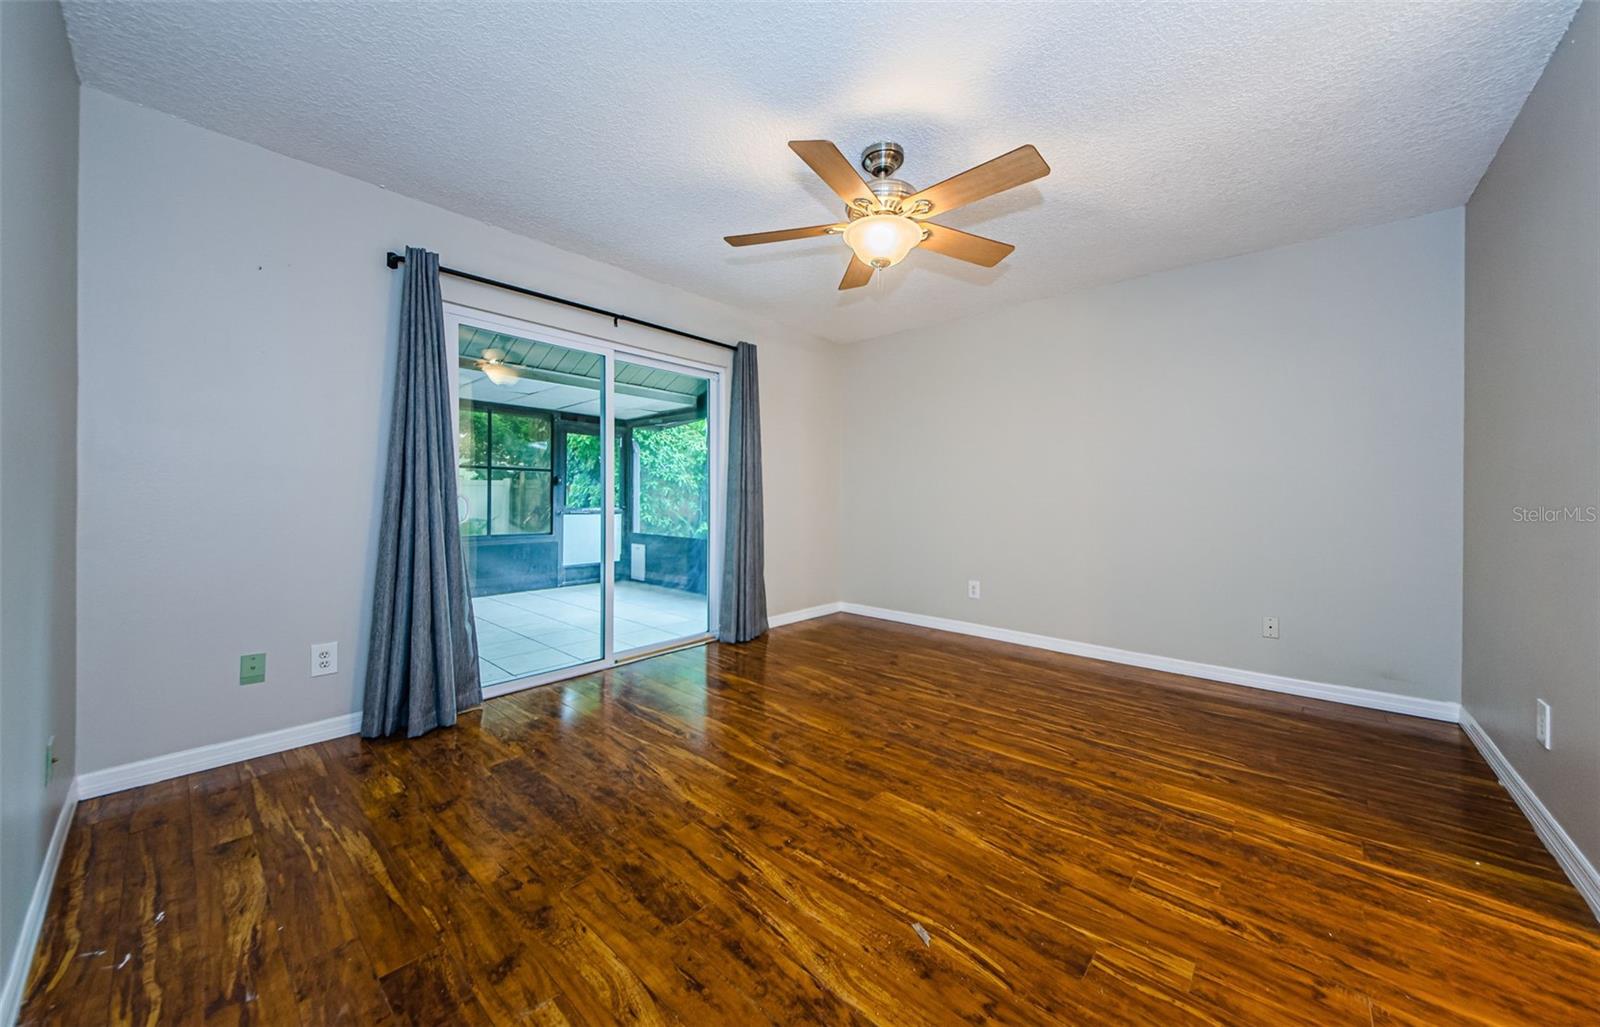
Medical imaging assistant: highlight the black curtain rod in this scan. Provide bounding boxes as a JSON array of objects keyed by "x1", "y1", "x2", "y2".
[{"x1": 385, "y1": 251, "x2": 736, "y2": 352}]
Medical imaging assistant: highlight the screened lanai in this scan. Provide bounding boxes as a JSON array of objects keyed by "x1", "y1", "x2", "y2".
[{"x1": 454, "y1": 324, "x2": 712, "y2": 686}]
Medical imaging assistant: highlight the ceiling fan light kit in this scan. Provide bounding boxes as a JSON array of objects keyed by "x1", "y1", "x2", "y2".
[
  {"x1": 843, "y1": 213, "x2": 924, "y2": 269},
  {"x1": 725, "y1": 138, "x2": 1049, "y2": 290}
]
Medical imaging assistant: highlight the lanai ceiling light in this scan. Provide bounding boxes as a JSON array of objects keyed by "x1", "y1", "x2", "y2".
[{"x1": 725, "y1": 140, "x2": 1050, "y2": 289}]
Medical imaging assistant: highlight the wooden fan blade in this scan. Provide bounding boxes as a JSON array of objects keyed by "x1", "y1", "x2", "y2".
[
  {"x1": 905, "y1": 145, "x2": 1050, "y2": 217},
  {"x1": 918, "y1": 223, "x2": 1015, "y2": 267},
  {"x1": 725, "y1": 224, "x2": 844, "y2": 247},
  {"x1": 839, "y1": 255, "x2": 874, "y2": 290},
  {"x1": 789, "y1": 140, "x2": 876, "y2": 207}
]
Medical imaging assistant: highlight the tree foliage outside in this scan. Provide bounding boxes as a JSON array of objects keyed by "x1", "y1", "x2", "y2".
[
  {"x1": 489, "y1": 410, "x2": 551, "y2": 468},
  {"x1": 563, "y1": 433, "x2": 619, "y2": 511},
  {"x1": 457, "y1": 404, "x2": 553, "y2": 535},
  {"x1": 458, "y1": 407, "x2": 487, "y2": 465},
  {"x1": 458, "y1": 404, "x2": 551, "y2": 470},
  {"x1": 563, "y1": 420, "x2": 708, "y2": 538},
  {"x1": 463, "y1": 401, "x2": 707, "y2": 540},
  {"x1": 635, "y1": 420, "x2": 708, "y2": 538}
]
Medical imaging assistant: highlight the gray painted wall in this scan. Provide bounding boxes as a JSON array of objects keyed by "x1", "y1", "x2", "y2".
[
  {"x1": 0, "y1": 0, "x2": 79, "y2": 992},
  {"x1": 1464, "y1": 1, "x2": 1599, "y2": 866},
  {"x1": 840, "y1": 210, "x2": 1465, "y2": 703},
  {"x1": 74, "y1": 89, "x2": 841, "y2": 775}
]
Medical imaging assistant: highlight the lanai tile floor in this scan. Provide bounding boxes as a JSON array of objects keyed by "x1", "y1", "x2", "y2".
[{"x1": 472, "y1": 581, "x2": 708, "y2": 687}]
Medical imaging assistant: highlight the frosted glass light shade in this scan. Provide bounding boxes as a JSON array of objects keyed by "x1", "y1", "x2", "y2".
[{"x1": 843, "y1": 214, "x2": 923, "y2": 269}]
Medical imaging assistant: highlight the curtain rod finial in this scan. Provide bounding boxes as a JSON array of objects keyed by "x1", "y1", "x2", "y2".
[{"x1": 386, "y1": 251, "x2": 405, "y2": 270}]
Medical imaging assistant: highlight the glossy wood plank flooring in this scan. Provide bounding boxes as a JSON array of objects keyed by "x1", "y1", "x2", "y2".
[{"x1": 22, "y1": 615, "x2": 1600, "y2": 1025}]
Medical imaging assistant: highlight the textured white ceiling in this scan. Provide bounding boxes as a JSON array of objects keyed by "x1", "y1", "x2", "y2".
[{"x1": 63, "y1": 1, "x2": 1577, "y2": 343}]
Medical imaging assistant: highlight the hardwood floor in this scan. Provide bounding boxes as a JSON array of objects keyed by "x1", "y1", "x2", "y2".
[{"x1": 21, "y1": 614, "x2": 1600, "y2": 1025}]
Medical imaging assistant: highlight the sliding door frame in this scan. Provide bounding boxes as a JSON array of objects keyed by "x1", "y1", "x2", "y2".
[{"x1": 443, "y1": 302, "x2": 723, "y2": 701}]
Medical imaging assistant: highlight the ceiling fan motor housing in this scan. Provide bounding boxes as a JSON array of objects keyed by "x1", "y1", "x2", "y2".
[
  {"x1": 866, "y1": 177, "x2": 913, "y2": 207},
  {"x1": 860, "y1": 141, "x2": 905, "y2": 178},
  {"x1": 853, "y1": 143, "x2": 915, "y2": 215}
]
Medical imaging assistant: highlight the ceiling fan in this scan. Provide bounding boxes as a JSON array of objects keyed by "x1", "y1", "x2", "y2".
[
  {"x1": 725, "y1": 140, "x2": 1049, "y2": 290},
  {"x1": 476, "y1": 348, "x2": 520, "y2": 386}
]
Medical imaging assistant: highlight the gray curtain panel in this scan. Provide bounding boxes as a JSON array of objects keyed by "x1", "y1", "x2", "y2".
[
  {"x1": 718, "y1": 341, "x2": 769, "y2": 642},
  {"x1": 362, "y1": 246, "x2": 481, "y2": 738}
]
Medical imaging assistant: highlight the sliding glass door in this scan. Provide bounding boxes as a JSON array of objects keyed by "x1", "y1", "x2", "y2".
[
  {"x1": 448, "y1": 306, "x2": 720, "y2": 694},
  {"x1": 613, "y1": 356, "x2": 712, "y2": 653},
  {"x1": 456, "y1": 326, "x2": 607, "y2": 688}
]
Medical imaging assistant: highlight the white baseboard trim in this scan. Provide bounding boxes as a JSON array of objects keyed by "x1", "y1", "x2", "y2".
[
  {"x1": 1459, "y1": 709, "x2": 1600, "y2": 921},
  {"x1": 76, "y1": 711, "x2": 363, "y2": 800},
  {"x1": 837, "y1": 603, "x2": 1461, "y2": 722},
  {"x1": 71, "y1": 608, "x2": 839, "y2": 801},
  {"x1": 69, "y1": 601, "x2": 1460, "y2": 789},
  {"x1": 1, "y1": 782, "x2": 79, "y2": 1026},
  {"x1": 769, "y1": 602, "x2": 844, "y2": 628}
]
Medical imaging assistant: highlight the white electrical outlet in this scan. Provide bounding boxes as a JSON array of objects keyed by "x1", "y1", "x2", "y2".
[
  {"x1": 1536, "y1": 698, "x2": 1552, "y2": 750},
  {"x1": 968, "y1": 580, "x2": 981, "y2": 599},
  {"x1": 311, "y1": 642, "x2": 338, "y2": 677},
  {"x1": 1262, "y1": 616, "x2": 1279, "y2": 639}
]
